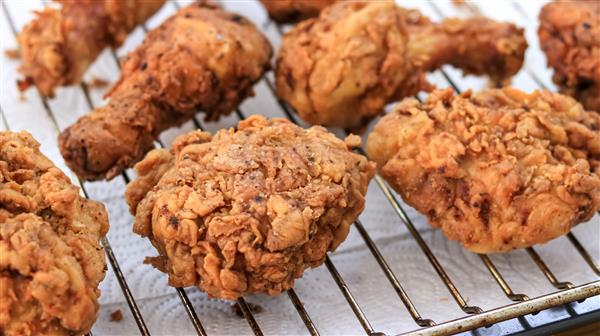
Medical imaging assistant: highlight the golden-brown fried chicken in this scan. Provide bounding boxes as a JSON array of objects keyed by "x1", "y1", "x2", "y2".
[
  {"x1": 58, "y1": 3, "x2": 273, "y2": 182},
  {"x1": 260, "y1": 0, "x2": 337, "y2": 23},
  {"x1": 366, "y1": 88, "x2": 600, "y2": 253},
  {"x1": 17, "y1": 0, "x2": 165, "y2": 97},
  {"x1": 125, "y1": 115, "x2": 375, "y2": 299},
  {"x1": 276, "y1": 0, "x2": 527, "y2": 130},
  {"x1": 539, "y1": 0, "x2": 600, "y2": 111},
  {"x1": 0, "y1": 131, "x2": 109, "y2": 336}
]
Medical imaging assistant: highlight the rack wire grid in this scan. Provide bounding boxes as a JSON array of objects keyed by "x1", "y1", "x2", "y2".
[{"x1": 1, "y1": 0, "x2": 599, "y2": 335}]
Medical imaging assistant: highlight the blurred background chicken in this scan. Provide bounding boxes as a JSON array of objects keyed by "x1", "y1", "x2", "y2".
[
  {"x1": 17, "y1": 0, "x2": 165, "y2": 97},
  {"x1": 276, "y1": 0, "x2": 527, "y2": 130}
]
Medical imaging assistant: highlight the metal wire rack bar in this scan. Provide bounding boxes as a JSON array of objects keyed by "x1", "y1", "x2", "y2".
[
  {"x1": 237, "y1": 298, "x2": 265, "y2": 336},
  {"x1": 399, "y1": 282, "x2": 600, "y2": 336},
  {"x1": 526, "y1": 248, "x2": 573, "y2": 290},
  {"x1": 479, "y1": 255, "x2": 530, "y2": 302},
  {"x1": 372, "y1": 175, "x2": 484, "y2": 315},
  {"x1": 324, "y1": 256, "x2": 375, "y2": 335},
  {"x1": 286, "y1": 289, "x2": 320, "y2": 336},
  {"x1": 0, "y1": 105, "x2": 8, "y2": 131},
  {"x1": 1, "y1": 1, "x2": 598, "y2": 335},
  {"x1": 176, "y1": 288, "x2": 208, "y2": 336},
  {"x1": 567, "y1": 233, "x2": 600, "y2": 276},
  {"x1": 98, "y1": 237, "x2": 151, "y2": 335},
  {"x1": 354, "y1": 219, "x2": 436, "y2": 327}
]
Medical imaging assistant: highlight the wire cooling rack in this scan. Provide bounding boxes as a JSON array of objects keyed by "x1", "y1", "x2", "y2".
[{"x1": 1, "y1": 1, "x2": 599, "y2": 335}]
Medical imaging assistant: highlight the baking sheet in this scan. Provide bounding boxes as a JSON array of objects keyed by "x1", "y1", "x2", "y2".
[{"x1": 1, "y1": 1, "x2": 598, "y2": 335}]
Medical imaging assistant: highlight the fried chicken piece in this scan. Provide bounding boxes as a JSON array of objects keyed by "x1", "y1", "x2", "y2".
[
  {"x1": 260, "y1": 0, "x2": 337, "y2": 23},
  {"x1": 125, "y1": 115, "x2": 375, "y2": 299},
  {"x1": 276, "y1": 0, "x2": 527, "y2": 130},
  {"x1": 58, "y1": 3, "x2": 273, "y2": 182},
  {"x1": 17, "y1": 0, "x2": 165, "y2": 97},
  {"x1": 366, "y1": 88, "x2": 600, "y2": 253},
  {"x1": 539, "y1": 0, "x2": 600, "y2": 111},
  {"x1": 0, "y1": 131, "x2": 109, "y2": 335}
]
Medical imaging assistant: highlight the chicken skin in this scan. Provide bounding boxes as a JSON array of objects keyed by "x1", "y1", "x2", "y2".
[
  {"x1": 125, "y1": 115, "x2": 375, "y2": 299},
  {"x1": 17, "y1": 0, "x2": 165, "y2": 97},
  {"x1": 366, "y1": 88, "x2": 600, "y2": 253},
  {"x1": 276, "y1": 0, "x2": 527, "y2": 130},
  {"x1": 0, "y1": 131, "x2": 109, "y2": 336},
  {"x1": 59, "y1": 3, "x2": 272, "y2": 181},
  {"x1": 260, "y1": 0, "x2": 337, "y2": 23},
  {"x1": 539, "y1": 0, "x2": 600, "y2": 111}
]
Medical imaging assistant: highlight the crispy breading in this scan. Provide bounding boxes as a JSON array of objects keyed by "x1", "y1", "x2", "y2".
[
  {"x1": 276, "y1": 0, "x2": 527, "y2": 130},
  {"x1": 17, "y1": 0, "x2": 165, "y2": 97},
  {"x1": 126, "y1": 116, "x2": 375, "y2": 299},
  {"x1": 58, "y1": 3, "x2": 272, "y2": 181},
  {"x1": 366, "y1": 88, "x2": 600, "y2": 253},
  {"x1": 260, "y1": 0, "x2": 336, "y2": 23},
  {"x1": 0, "y1": 131, "x2": 109, "y2": 336},
  {"x1": 539, "y1": 0, "x2": 600, "y2": 111}
]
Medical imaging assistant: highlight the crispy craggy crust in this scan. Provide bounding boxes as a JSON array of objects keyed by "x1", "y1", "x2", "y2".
[
  {"x1": 17, "y1": 0, "x2": 165, "y2": 97},
  {"x1": 366, "y1": 88, "x2": 600, "y2": 253},
  {"x1": 539, "y1": 0, "x2": 600, "y2": 111},
  {"x1": 125, "y1": 115, "x2": 375, "y2": 299},
  {"x1": 260, "y1": 0, "x2": 337, "y2": 23},
  {"x1": 58, "y1": 3, "x2": 273, "y2": 182},
  {"x1": 275, "y1": 0, "x2": 527, "y2": 130},
  {"x1": 0, "y1": 131, "x2": 109, "y2": 336}
]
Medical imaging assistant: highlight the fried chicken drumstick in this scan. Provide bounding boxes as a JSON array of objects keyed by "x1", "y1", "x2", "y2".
[
  {"x1": 367, "y1": 88, "x2": 600, "y2": 253},
  {"x1": 17, "y1": 0, "x2": 165, "y2": 97},
  {"x1": 0, "y1": 131, "x2": 109, "y2": 335},
  {"x1": 59, "y1": 3, "x2": 272, "y2": 181},
  {"x1": 260, "y1": 0, "x2": 336, "y2": 23},
  {"x1": 126, "y1": 116, "x2": 375, "y2": 299},
  {"x1": 276, "y1": 0, "x2": 527, "y2": 130},
  {"x1": 539, "y1": 0, "x2": 600, "y2": 111}
]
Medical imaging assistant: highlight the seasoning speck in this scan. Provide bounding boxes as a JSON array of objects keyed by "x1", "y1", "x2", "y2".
[{"x1": 110, "y1": 309, "x2": 123, "y2": 322}]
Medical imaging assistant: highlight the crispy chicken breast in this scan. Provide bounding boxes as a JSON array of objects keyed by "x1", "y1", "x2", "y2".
[
  {"x1": 367, "y1": 88, "x2": 600, "y2": 253},
  {"x1": 126, "y1": 116, "x2": 375, "y2": 299},
  {"x1": 0, "y1": 131, "x2": 109, "y2": 335}
]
